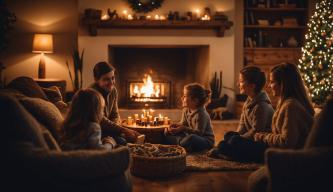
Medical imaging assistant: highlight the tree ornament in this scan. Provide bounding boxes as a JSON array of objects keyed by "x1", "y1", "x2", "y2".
[
  {"x1": 127, "y1": 0, "x2": 164, "y2": 13},
  {"x1": 319, "y1": 63, "x2": 323, "y2": 69},
  {"x1": 321, "y1": 32, "x2": 326, "y2": 37}
]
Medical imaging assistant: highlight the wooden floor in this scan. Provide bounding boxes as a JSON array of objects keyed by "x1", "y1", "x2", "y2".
[{"x1": 132, "y1": 120, "x2": 253, "y2": 192}]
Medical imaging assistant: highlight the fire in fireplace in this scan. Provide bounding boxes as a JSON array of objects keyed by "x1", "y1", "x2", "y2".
[{"x1": 127, "y1": 74, "x2": 171, "y2": 108}]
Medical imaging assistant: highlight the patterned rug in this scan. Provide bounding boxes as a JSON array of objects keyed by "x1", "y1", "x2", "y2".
[{"x1": 186, "y1": 152, "x2": 262, "y2": 172}]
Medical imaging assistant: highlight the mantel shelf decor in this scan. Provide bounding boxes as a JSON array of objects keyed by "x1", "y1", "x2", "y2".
[{"x1": 82, "y1": 18, "x2": 233, "y2": 37}]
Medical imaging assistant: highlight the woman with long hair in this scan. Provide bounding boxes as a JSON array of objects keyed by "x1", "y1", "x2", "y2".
[{"x1": 254, "y1": 63, "x2": 314, "y2": 149}]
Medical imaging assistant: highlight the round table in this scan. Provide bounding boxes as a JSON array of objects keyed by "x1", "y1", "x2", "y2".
[{"x1": 122, "y1": 123, "x2": 169, "y2": 144}]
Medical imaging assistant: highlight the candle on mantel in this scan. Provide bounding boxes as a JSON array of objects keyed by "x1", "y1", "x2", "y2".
[
  {"x1": 146, "y1": 15, "x2": 152, "y2": 20},
  {"x1": 201, "y1": 14, "x2": 210, "y2": 21},
  {"x1": 195, "y1": 9, "x2": 201, "y2": 20},
  {"x1": 160, "y1": 15, "x2": 166, "y2": 20},
  {"x1": 127, "y1": 14, "x2": 133, "y2": 20},
  {"x1": 122, "y1": 10, "x2": 128, "y2": 19},
  {"x1": 154, "y1": 14, "x2": 160, "y2": 20},
  {"x1": 101, "y1": 13, "x2": 110, "y2": 20}
]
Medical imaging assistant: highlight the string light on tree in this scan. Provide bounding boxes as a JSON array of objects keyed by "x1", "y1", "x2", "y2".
[{"x1": 298, "y1": 0, "x2": 333, "y2": 105}]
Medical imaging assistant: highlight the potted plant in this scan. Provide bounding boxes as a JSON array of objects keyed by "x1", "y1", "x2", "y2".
[{"x1": 66, "y1": 49, "x2": 84, "y2": 93}]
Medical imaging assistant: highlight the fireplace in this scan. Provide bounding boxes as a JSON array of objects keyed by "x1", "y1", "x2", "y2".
[{"x1": 109, "y1": 45, "x2": 209, "y2": 109}]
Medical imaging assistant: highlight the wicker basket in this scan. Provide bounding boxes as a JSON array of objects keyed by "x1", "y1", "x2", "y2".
[{"x1": 129, "y1": 144, "x2": 186, "y2": 178}]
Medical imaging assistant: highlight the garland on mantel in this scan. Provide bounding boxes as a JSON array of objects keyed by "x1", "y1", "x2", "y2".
[{"x1": 127, "y1": 0, "x2": 164, "y2": 13}]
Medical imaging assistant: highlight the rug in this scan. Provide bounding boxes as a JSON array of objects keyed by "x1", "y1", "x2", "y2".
[{"x1": 186, "y1": 152, "x2": 262, "y2": 172}]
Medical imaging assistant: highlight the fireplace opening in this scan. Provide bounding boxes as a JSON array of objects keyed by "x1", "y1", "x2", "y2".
[
  {"x1": 127, "y1": 74, "x2": 171, "y2": 108},
  {"x1": 109, "y1": 45, "x2": 209, "y2": 109}
]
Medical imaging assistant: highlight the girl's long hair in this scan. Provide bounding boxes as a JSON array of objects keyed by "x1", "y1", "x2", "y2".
[
  {"x1": 271, "y1": 63, "x2": 314, "y2": 116},
  {"x1": 61, "y1": 88, "x2": 104, "y2": 141}
]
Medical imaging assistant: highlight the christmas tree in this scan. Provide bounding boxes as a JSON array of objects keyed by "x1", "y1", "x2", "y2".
[{"x1": 298, "y1": 0, "x2": 333, "y2": 105}]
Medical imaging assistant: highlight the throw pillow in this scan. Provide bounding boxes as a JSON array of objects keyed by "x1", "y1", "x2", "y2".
[
  {"x1": 6, "y1": 76, "x2": 49, "y2": 101},
  {"x1": 0, "y1": 93, "x2": 48, "y2": 149},
  {"x1": 19, "y1": 97, "x2": 64, "y2": 142}
]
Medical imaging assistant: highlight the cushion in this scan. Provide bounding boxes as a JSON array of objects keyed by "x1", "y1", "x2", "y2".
[
  {"x1": 6, "y1": 76, "x2": 49, "y2": 101},
  {"x1": 0, "y1": 93, "x2": 48, "y2": 149},
  {"x1": 19, "y1": 97, "x2": 64, "y2": 142},
  {"x1": 40, "y1": 125, "x2": 61, "y2": 151},
  {"x1": 42, "y1": 86, "x2": 63, "y2": 103},
  {"x1": 41, "y1": 86, "x2": 69, "y2": 116},
  {"x1": 266, "y1": 147, "x2": 333, "y2": 192}
]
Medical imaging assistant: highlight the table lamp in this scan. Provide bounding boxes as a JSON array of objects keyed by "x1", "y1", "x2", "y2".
[{"x1": 32, "y1": 34, "x2": 53, "y2": 79}]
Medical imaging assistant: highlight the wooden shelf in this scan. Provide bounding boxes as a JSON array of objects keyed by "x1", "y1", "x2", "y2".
[
  {"x1": 244, "y1": 25, "x2": 306, "y2": 29},
  {"x1": 244, "y1": 47, "x2": 301, "y2": 51},
  {"x1": 83, "y1": 19, "x2": 233, "y2": 37},
  {"x1": 245, "y1": 8, "x2": 307, "y2": 11}
]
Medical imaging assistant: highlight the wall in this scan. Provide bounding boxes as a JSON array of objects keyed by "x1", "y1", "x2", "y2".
[
  {"x1": 78, "y1": 0, "x2": 236, "y2": 110},
  {"x1": 0, "y1": 0, "x2": 78, "y2": 90}
]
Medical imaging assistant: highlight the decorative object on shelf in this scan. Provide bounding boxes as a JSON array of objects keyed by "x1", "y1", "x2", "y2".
[
  {"x1": 167, "y1": 11, "x2": 174, "y2": 20},
  {"x1": 32, "y1": 34, "x2": 53, "y2": 79},
  {"x1": 201, "y1": 7, "x2": 211, "y2": 20},
  {"x1": 127, "y1": 0, "x2": 164, "y2": 13},
  {"x1": 298, "y1": 0, "x2": 333, "y2": 105},
  {"x1": 287, "y1": 36, "x2": 298, "y2": 47},
  {"x1": 186, "y1": 11, "x2": 193, "y2": 21},
  {"x1": 213, "y1": 11, "x2": 227, "y2": 21},
  {"x1": 66, "y1": 49, "x2": 84, "y2": 92},
  {"x1": 257, "y1": 19, "x2": 269, "y2": 26},
  {"x1": 273, "y1": 19, "x2": 282, "y2": 26},
  {"x1": 282, "y1": 17, "x2": 298, "y2": 26},
  {"x1": 107, "y1": 9, "x2": 119, "y2": 20},
  {"x1": 84, "y1": 8, "x2": 102, "y2": 19},
  {"x1": 174, "y1": 11, "x2": 180, "y2": 20}
]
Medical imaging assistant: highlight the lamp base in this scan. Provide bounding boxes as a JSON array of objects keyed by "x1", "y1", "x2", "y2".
[{"x1": 38, "y1": 53, "x2": 46, "y2": 79}]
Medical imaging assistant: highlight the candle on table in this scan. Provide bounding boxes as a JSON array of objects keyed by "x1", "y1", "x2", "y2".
[
  {"x1": 160, "y1": 15, "x2": 166, "y2": 20},
  {"x1": 154, "y1": 14, "x2": 160, "y2": 20},
  {"x1": 163, "y1": 117, "x2": 169, "y2": 125},
  {"x1": 146, "y1": 15, "x2": 152, "y2": 20},
  {"x1": 127, "y1": 116, "x2": 133, "y2": 125},
  {"x1": 134, "y1": 114, "x2": 139, "y2": 120}
]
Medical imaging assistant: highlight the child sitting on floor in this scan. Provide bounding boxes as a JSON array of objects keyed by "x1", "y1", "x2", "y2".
[
  {"x1": 61, "y1": 88, "x2": 117, "y2": 151},
  {"x1": 164, "y1": 83, "x2": 215, "y2": 152},
  {"x1": 208, "y1": 66, "x2": 274, "y2": 162}
]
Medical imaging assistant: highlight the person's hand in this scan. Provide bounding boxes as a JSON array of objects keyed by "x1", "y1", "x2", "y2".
[
  {"x1": 123, "y1": 128, "x2": 140, "y2": 143},
  {"x1": 102, "y1": 136, "x2": 117, "y2": 148},
  {"x1": 254, "y1": 133, "x2": 265, "y2": 142},
  {"x1": 169, "y1": 125, "x2": 186, "y2": 134}
]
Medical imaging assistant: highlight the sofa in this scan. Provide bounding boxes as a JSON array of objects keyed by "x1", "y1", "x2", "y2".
[
  {"x1": 248, "y1": 96, "x2": 333, "y2": 192},
  {"x1": 1, "y1": 76, "x2": 132, "y2": 192}
]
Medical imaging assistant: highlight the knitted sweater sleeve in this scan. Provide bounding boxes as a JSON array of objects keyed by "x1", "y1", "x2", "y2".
[
  {"x1": 259, "y1": 102, "x2": 301, "y2": 148},
  {"x1": 87, "y1": 123, "x2": 114, "y2": 151}
]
